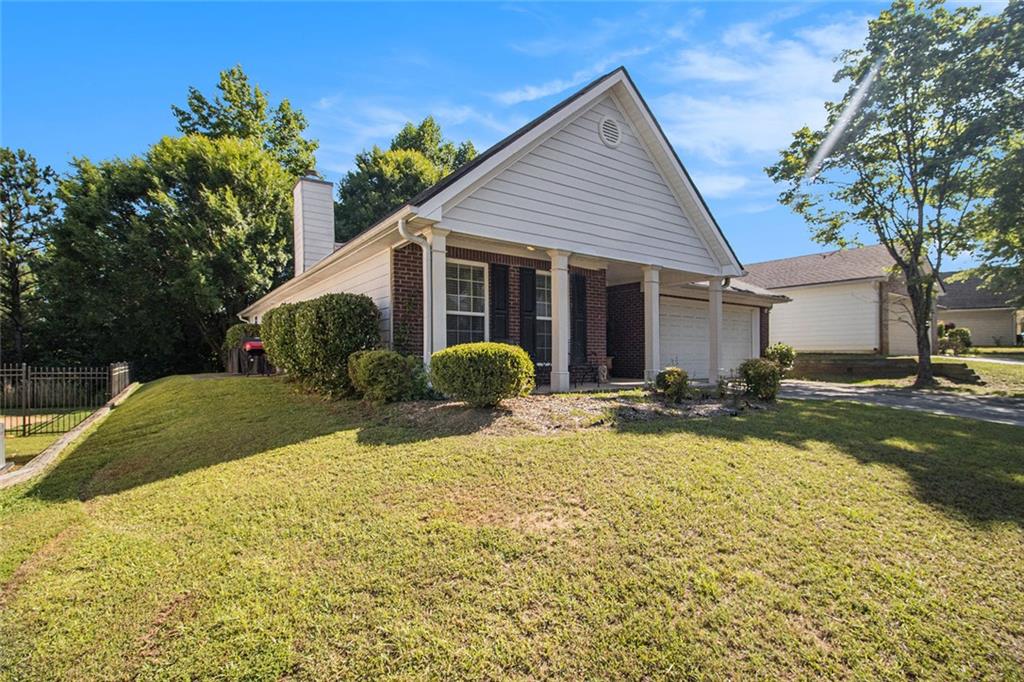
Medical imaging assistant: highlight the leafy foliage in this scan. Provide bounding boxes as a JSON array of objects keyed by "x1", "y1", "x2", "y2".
[
  {"x1": 0, "y1": 147, "x2": 57, "y2": 363},
  {"x1": 738, "y1": 358, "x2": 783, "y2": 401},
  {"x1": 334, "y1": 117, "x2": 476, "y2": 242},
  {"x1": 348, "y1": 349, "x2": 425, "y2": 403},
  {"x1": 939, "y1": 326, "x2": 972, "y2": 355},
  {"x1": 42, "y1": 135, "x2": 293, "y2": 378},
  {"x1": 293, "y1": 293, "x2": 380, "y2": 396},
  {"x1": 654, "y1": 367, "x2": 691, "y2": 403},
  {"x1": 430, "y1": 342, "x2": 535, "y2": 407},
  {"x1": 764, "y1": 343, "x2": 796, "y2": 374},
  {"x1": 262, "y1": 303, "x2": 300, "y2": 375},
  {"x1": 172, "y1": 65, "x2": 318, "y2": 178},
  {"x1": 765, "y1": 0, "x2": 1015, "y2": 387}
]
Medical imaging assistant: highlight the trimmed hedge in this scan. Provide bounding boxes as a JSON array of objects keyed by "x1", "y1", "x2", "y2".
[
  {"x1": 262, "y1": 303, "x2": 300, "y2": 375},
  {"x1": 348, "y1": 349, "x2": 425, "y2": 403},
  {"x1": 655, "y1": 366, "x2": 690, "y2": 403},
  {"x1": 294, "y1": 293, "x2": 381, "y2": 396},
  {"x1": 430, "y1": 342, "x2": 535, "y2": 407},
  {"x1": 222, "y1": 323, "x2": 260, "y2": 366},
  {"x1": 940, "y1": 326, "x2": 972, "y2": 355},
  {"x1": 738, "y1": 358, "x2": 782, "y2": 401}
]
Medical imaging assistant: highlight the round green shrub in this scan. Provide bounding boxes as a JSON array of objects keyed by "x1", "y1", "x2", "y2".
[
  {"x1": 654, "y1": 366, "x2": 690, "y2": 403},
  {"x1": 294, "y1": 293, "x2": 381, "y2": 395},
  {"x1": 943, "y1": 326, "x2": 972, "y2": 355},
  {"x1": 764, "y1": 342, "x2": 796, "y2": 373},
  {"x1": 430, "y1": 342, "x2": 535, "y2": 407},
  {"x1": 348, "y1": 349, "x2": 423, "y2": 403},
  {"x1": 738, "y1": 358, "x2": 783, "y2": 401},
  {"x1": 222, "y1": 322, "x2": 260, "y2": 366},
  {"x1": 262, "y1": 303, "x2": 300, "y2": 375}
]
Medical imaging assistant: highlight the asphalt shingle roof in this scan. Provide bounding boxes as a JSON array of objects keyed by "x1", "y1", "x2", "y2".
[
  {"x1": 741, "y1": 244, "x2": 897, "y2": 290},
  {"x1": 938, "y1": 272, "x2": 1022, "y2": 310}
]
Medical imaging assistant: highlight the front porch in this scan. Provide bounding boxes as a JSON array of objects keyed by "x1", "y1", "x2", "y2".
[{"x1": 392, "y1": 230, "x2": 767, "y2": 392}]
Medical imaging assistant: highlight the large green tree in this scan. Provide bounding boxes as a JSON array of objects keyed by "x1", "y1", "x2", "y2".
[
  {"x1": 969, "y1": 2, "x2": 1024, "y2": 306},
  {"x1": 334, "y1": 117, "x2": 476, "y2": 242},
  {"x1": 42, "y1": 135, "x2": 293, "y2": 378},
  {"x1": 767, "y1": 0, "x2": 1010, "y2": 386},
  {"x1": 173, "y1": 65, "x2": 318, "y2": 178},
  {"x1": 0, "y1": 148, "x2": 57, "y2": 363}
]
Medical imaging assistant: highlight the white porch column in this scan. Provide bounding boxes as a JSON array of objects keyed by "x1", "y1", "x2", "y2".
[
  {"x1": 708, "y1": 277, "x2": 723, "y2": 383},
  {"x1": 547, "y1": 249, "x2": 571, "y2": 392},
  {"x1": 425, "y1": 227, "x2": 449, "y2": 357},
  {"x1": 643, "y1": 265, "x2": 661, "y2": 381}
]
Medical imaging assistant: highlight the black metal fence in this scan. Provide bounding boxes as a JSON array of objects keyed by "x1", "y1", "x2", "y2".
[{"x1": 1, "y1": 362, "x2": 131, "y2": 436}]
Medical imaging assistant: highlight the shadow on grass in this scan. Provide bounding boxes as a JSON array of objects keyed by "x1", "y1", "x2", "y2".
[
  {"x1": 25, "y1": 376, "x2": 366, "y2": 502},
  {"x1": 611, "y1": 399, "x2": 1024, "y2": 526}
]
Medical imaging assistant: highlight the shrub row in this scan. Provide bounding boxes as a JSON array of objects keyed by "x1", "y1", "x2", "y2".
[
  {"x1": 348, "y1": 349, "x2": 430, "y2": 403},
  {"x1": 261, "y1": 293, "x2": 381, "y2": 396}
]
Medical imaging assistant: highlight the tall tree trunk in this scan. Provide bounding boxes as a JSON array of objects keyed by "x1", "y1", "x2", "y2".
[{"x1": 904, "y1": 273, "x2": 935, "y2": 388}]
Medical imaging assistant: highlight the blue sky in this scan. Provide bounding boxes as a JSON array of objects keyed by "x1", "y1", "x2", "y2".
[{"x1": 1, "y1": 1, "x2": 991, "y2": 266}]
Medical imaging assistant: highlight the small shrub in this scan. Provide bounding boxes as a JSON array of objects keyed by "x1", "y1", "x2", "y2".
[
  {"x1": 655, "y1": 366, "x2": 690, "y2": 403},
  {"x1": 430, "y1": 342, "x2": 535, "y2": 407},
  {"x1": 294, "y1": 293, "x2": 381, "y2": 395},
  {"x1": 263, "y1": 304, "x2": 300, "y2": 375},
  {"x1": 764, "y1": 342, "x2": 796, "y2": 373},
  {"x1": 940, "y1": 326, "x2": 972, "y2": 355},
  {"x1": 738, "y1": 358, "x2": 783, "y2": 401},
  {"x1": 222, "y1": 322, "x2": 260, "y2": 366},
  {"x1": 348, "y1": 349, "x2": 417, "y2": 403}
]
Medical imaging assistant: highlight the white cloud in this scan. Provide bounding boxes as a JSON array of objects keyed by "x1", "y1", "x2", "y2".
[
  {"x1": 657, "y1": 13, "x2": 869, "y2": 163},
  {"x1": 492, "y1": 47, "x2": 652, "y2": 105},
  {"x1": 689, "y1": 172, "x2": 749, "y2": 199}
]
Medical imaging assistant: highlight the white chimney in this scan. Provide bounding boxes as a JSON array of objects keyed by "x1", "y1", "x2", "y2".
[{"x1": 293, "y1": 175, "x2": 335, "y2": 276}]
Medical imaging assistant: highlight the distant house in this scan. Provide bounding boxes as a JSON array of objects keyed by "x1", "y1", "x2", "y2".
[
  {"x1": 742, "y1": 244, "x2": 940, "y2": 355},
  {"x1": 937, "y1": 272, "x2": 1023, "y2": 346},
  {"x1": 241, "y1": 67, "x2": 787, "y2": 389}
]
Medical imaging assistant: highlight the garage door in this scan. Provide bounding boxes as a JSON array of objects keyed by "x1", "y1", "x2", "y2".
[{"x1": 659, "y1": 297, "x2": 756, "y2": 379}]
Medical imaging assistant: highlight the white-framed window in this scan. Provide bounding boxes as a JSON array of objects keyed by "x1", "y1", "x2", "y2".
[
  {"x1": 535, "y1": 271, "x2": 552, "y2": 365},
  {"x1": 446, "y1": 260, "x2": 487, "y2": 346}
]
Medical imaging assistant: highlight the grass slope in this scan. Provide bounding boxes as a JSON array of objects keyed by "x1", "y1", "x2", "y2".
[{"x1": 1, "y1": 376, "x2": 1022, "y2": 679}]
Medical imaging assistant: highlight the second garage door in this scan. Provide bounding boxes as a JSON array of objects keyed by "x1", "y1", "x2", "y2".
[{"x1": 659, "y1": 297, "x2": 758, "y2": 379}]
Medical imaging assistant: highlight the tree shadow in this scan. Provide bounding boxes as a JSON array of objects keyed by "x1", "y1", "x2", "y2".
[
  {"x1": 27, "y1": 376, "x2": 365, "y2": 502},
  {"x1": 610, "y1": 399, "x2": 1024, "y2": 526},
  {"x1": 353, "y1": 402, "x2": 503, "y2": 446}
]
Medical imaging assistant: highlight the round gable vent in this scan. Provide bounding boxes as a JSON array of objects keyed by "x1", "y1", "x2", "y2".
[{"x1": 599, "y1": 116, "x2": 622, "y2": 148}]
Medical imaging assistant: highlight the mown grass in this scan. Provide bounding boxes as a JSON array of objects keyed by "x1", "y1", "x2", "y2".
[
  {"x1": 825, "y1": 357, "x2": 1024, "y2": 396},
  {"x1": 1, "y1": 375, "x2": 1022, "y2": 679}
]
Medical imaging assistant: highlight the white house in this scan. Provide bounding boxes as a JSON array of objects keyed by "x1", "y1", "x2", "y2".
[
  {"x1": 242, "y1": 67, "x2": 786, "y2": 389},
  {"x1": 742, "y1": 244, "x2": 939, "y2": 355},
  {"x1": 937, "y1": 272, "x2": 1023, "y2": 347}
]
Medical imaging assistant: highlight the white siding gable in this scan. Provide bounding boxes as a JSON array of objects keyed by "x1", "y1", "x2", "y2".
[
  {"x1": 285, "y1": 249, "x2": 392, "y2": 339},
  {"x1": 442, "y1": 95, "x2": 719, "y2": 273}
]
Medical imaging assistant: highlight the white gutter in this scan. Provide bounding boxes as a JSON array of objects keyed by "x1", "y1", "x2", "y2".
[{"x1": 397, "y1": 216, "x2": 432, "y2": 363}]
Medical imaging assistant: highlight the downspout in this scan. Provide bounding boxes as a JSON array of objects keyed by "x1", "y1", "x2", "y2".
[{"x1": 397, "y1": 216, "x2": 431, "y2": 362}]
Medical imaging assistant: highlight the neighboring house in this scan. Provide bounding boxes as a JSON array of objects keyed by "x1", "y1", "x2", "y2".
[
  {"x1": 241, "y1": 67, "x2": 786, "y2": 389},
  {"x1": 742, "y1": 244, "x2": 940, "y2": 355},
  {"x1": 937, "y1": 272, "x2": 1023, "y2": 346}
]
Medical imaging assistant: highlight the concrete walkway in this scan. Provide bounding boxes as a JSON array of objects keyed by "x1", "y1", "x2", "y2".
[
  {"x1": 781, "y1": 380, "x2": 1024, "y2": 428},
  {"x1": 944, "y1": 355, "x2": 1024, "y2": 366}
]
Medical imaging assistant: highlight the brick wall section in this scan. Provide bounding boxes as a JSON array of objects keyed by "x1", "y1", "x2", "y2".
[
  {"x1": 391, "y1": 243, "x2": 423, "y2": 357},
  {"x1": 571, "y1": 265, "x2": 607, "y2": 383},
  {"x1": 759, "y1": 308, "x2": 770, "y2": 357},
  {"x1": 606, "y1": 283, "x2": 644, "y2": 378}
]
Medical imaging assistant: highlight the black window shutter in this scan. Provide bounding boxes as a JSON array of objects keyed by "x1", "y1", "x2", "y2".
[
  {"x1": 570, "y1": 272, "x2": 587, "y2": 365},
  {"x1": 519, "y1": 267, "x2": 536, "y2": 360},
  {"x1": 490, "y1": 264, "x2": 509, "y2": 342}
]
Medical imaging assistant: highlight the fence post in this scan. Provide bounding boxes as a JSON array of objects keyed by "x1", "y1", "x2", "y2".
[{"x1": 21, "y1": 363, "x2": 29, "y2": 437}]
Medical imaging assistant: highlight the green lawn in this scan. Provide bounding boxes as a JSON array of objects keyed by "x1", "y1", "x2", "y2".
[
  {"x1": 831, "y1": 357, "x2": 1024, "y2": 396},
  {"x1": 1, "y1": 376, "x2": 1022, "y2": 679},
  {"x1": 2, "y1": 432, "x2": 59, "y2": 467}
]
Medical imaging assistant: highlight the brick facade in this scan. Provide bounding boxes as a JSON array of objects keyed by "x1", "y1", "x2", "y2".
[
  {"x1": 391, "y1": 243, "x2": 425, "y2": 357},
  {"x1": 606, "y1": 283, "x2": 645, "y2": 378},
  {"x1": 759, "y1": 308, "x2": 770, "y2": 357},
  {"x1": 391, "y1": 244, "x2": 607, "y2": 384}
]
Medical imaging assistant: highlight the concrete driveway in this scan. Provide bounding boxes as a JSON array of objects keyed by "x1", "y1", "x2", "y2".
[{"x1": 781, "y1": 380, "x2": 1024, "y2": 428}]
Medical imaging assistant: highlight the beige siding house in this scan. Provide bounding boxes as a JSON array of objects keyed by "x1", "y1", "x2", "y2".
[
  {"x1": 241, "y1": 67, "x2": 786, "y2": 389},
  {"x1": 742, "y1": 245, "x2": 937, "y2": 355},
  {"x1": 937, "y1": 272, "x2": 1022, "y2": 346}
]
